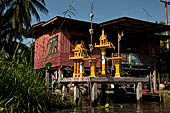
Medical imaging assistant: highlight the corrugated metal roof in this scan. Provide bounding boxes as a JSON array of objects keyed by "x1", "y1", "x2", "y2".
[
  {"x1": 27, "y1": 16, "x2": 170, "y2": 38},
  {"x1": 100, "y1": 17, "x2": 170, "y2": 34}
]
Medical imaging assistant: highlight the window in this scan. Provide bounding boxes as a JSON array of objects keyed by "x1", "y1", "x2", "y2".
[{"x1": 48, "y1": 35, "x2": 58, "y2": 55}]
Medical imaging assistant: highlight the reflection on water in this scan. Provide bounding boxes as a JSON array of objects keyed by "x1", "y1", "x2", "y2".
[{"x1": 53, "y1": 102, "x2": 170, "y2": 113}]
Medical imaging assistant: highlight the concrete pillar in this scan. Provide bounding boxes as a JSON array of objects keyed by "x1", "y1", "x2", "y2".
[
  {"x1": 136, "y1": 82, "x2": 142, "y2": 102},
  {"x1": 91, "y1": 83, "x2": 98, "y2": 104},
  {"x1": 74, "y1": 85, "x2": 80, "y2": 105}
]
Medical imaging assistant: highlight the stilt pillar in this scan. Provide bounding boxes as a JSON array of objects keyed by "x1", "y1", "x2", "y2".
[
  {"x1": 91, "y1": 83, "x2": 98, "y2": 105},
  {"x1": 153, "y1": 67, "x2": 157, "y2": 91},
  {"x1": 136, "y1": 82, "x2": 142, "y2": 102},
  {"x1": 62, "y1": 85, "x2": 67, "y2": 99},
  {"x1": 74, "y1": 85, "x2": 80, "y2": 105}
]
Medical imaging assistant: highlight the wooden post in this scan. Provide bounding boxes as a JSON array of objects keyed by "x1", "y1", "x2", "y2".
[
  {"x1": 150, "y1": 71, "x2": 153, "y2": 93},
  {"x1": 153, "y1": 65, "x2": 157, "y2": 92},
  {"x1": 74, "y1": 85, "x2": 80, "y2": 105},
  {"x1": 91, "y1": 83, "x2": 98, "y2": 105},
  {"x1": 136, "y1": 82, "x2": 142, "y2": 102},
  {"x1": 136, "y1": 101, "x2": 141, "y2": 112}
]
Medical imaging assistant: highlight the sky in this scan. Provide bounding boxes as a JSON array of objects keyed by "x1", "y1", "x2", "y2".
[
  {"x1": 33, "y1": 0, "x2": 169, "y2": 24},
  {"x1": 26, "y1": 0, "x2": 170, "y2": 45}
]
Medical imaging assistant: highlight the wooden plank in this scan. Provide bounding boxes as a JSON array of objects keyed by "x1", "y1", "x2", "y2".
[
  {"x1": 90, "y1": 77, "x2": 149, "y2": 83},
  {"x1": 60, "y1": 77, "x2": 90, "y2": 83},
  {"x1": 60, "y1": 77, "x2": 149, "y2": 84}
]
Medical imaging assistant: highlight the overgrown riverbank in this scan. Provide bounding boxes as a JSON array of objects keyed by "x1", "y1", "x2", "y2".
[{"x1": 0, "y1": 50, "x2": 74, "y2": 112}]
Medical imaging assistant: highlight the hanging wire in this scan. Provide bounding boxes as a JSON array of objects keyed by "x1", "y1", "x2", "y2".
[
  {"x1": 89, "y1": 0, "x2": 94, "y2": 55},
  {"x1": 91, "y1": 0, "x2": 94, "y2": 14}
]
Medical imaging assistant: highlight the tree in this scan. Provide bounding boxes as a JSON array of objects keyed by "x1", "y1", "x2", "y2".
[{"x1": 0, "y1": 0, "x2": 48, "y2": 60}]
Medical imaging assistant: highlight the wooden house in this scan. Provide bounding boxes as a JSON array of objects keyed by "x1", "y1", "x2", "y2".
[{"x1": 27, "y1": 16, "x2": 170, "y2": 82}]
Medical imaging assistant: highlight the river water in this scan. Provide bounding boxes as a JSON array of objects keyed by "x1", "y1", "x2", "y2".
[{"x1": 53, "y1": 102, "x2": 170, "y2": 113}]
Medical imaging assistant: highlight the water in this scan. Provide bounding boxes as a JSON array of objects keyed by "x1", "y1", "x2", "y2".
[{"x1": 52, "y1": 102, "x2": 170, "y2": 113}]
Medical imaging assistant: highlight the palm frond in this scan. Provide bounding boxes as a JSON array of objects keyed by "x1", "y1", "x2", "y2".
[
  {"x1": 38, "y1": 0, "x2": 46, "y2": 5},
  {"x1": 29, "y1": 2, "x2": 40, "y2": 22},
  {"x1": 31, "y1": 0, "x2": 48, "y2": 14}
]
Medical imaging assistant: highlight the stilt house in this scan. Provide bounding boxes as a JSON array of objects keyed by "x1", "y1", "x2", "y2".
[{"x1": 27, "y1": 16, "x2": 170, "y2": 80}]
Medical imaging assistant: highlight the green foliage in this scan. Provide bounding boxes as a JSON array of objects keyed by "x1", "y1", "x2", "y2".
[
  {"x1": 161, "y1": 73, "x2": 169, "y2": 84},
  {"x1": 0, "y1": 55, "x2": 49, "y2": 112},
  {"x1": 0, "y1": 48, "x2": 74, "y2": 112},
  {"x1": 0, "y1": 0, "x2": 48, "y2": 59}
]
